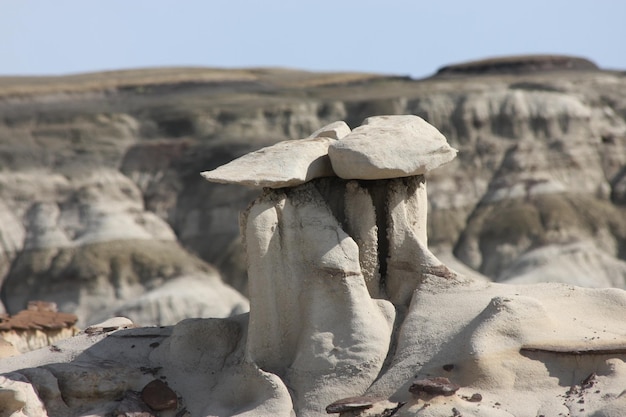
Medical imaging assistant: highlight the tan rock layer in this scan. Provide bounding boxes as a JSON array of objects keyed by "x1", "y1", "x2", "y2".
[{"x1": 0, "y1": 304, "x2": 77, "y2": 331}]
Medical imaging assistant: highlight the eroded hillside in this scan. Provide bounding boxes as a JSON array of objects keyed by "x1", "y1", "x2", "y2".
[{"x1": 0, "y1": 63, "x2": 625, "y2": 324}]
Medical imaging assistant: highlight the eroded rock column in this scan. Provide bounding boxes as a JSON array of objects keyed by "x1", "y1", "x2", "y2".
[
  {"x1": 242, "y1": 183, "x2": 395, "y2": 416},
  {"x1": 385, "y1": 176, "x2": 453, "y2": 306}
]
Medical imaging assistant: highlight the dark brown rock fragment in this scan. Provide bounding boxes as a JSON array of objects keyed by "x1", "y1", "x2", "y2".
[
  {"x1": 581, "y1": 372, "x2": 597, "y2": 389},
  {"x1": 326, "y1": 396, "x2": 377, "y2": 413},
  {"x1": 114, "y1": 391, "x2": 156, "y2": 417},
  {"x1": 409, "y1": 377, "x2": 460, "y2": 397},
  {"x1": 467, "y1": 393, "x2": 482, "y2": 402},
  {"x1": 141, "y1": 379, "x2": 178, "y2": 411},
  {"x1": 326, "y1": 396, "x2": 404, "y2": 416}
]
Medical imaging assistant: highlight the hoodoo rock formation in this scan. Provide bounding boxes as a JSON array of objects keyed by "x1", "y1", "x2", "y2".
[
  {"x1": 1, "y1": 116, "x2": 625, "y2": 417},
  {"x1": 203, "y1": 115, "x2": 456, "y2": 413}
]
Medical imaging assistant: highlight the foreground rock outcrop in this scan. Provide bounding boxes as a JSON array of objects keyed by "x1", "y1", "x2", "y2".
[{"x1": 1, "y1": 116, "x2": 624, "y2": 417}]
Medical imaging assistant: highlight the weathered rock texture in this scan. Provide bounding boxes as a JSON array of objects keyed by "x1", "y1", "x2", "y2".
[
  {"x1": 0, "y1": 61, "x2": 625, "y2": 322},
  {"x1": 1, "y1": 114, "x2": 625, "y2": 417},
  {"x1": 242, "y1": 182, "x2": 395, "y2": 415}
]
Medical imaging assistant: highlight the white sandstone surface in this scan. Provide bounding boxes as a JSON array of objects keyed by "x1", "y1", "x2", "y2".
[
  {"x1": 0, "y1": 168, "x2": 248, "y2": 327},
  {"x1": 242, "y1": 182, "x2": 395, "y2": 415},
  {"x1": 328, "y1": 115, "x2": 458, "y2": 180},
  {"x1": 201, "y1": 136, "x2": 336, "y2": 188},
  {"x1": 368, "y1": 277, "x2": 626, "y2": 417}
]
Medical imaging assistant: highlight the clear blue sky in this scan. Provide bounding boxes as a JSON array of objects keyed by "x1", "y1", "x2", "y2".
[{"x1": 1, "y1": 0, "x2": 625, "y2": 79}]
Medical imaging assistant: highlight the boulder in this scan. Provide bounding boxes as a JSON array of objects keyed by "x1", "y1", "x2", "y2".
[
  {"x1": 201, "y1": 137, "x2": 336, "y2": 189},
  {"x1": 141, "y1": 379, "x2": 177, "y2": 411},
  {"x1": 328, "y1": 115, "x2": 457, "y2": 180},
  {"x1": 308, "y1": 120, "x2": 351, "y2": 140}
]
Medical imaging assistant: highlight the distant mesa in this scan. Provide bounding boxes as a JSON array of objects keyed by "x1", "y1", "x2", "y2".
[
  {"x1": 201, "y1": 115, "x2": 457, "y2": 188},
  {"x1": 436, "y1": 54, "x2": 599, "y2": 76}
]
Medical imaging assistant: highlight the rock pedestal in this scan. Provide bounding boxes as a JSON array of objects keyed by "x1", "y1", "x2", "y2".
[{"x1": 203, "y1": 115, "x2": 458, "y2": 414}]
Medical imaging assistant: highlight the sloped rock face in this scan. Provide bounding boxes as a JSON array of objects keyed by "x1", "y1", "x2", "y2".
[
  {"x1": 2, "y1": 238, "x2": 248, "y2": 327},
  {"x1": 366, "y1": 278, "x2": 626, "y2": 417},
  {"x1": 0, "y1": 169, "x2": 248, "y2": 327}
]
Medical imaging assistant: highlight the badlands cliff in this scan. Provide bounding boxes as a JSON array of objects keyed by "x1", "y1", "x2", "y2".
[
  {"x1": 0, "y1": 60, "x2": 625, "y2": 329},
  {"x1": 1, "y1": 115, "x2": 625, "y2": 417}
]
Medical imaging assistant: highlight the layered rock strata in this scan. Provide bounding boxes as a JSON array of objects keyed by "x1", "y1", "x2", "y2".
[
  {"x1": 0, "y1": 170, "x2": 248, "y2": 327},
  {"x1": 0, "y1": 301, "x2": 78, "y2": 357}
]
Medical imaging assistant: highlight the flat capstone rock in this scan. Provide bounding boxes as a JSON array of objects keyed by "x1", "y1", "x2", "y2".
[
  {"x1": 201, "y1": 136, "x2": 336, "y2": 189},
  {"x1": 328, "y1": 115, "x2": 457, "y2": 180}
]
